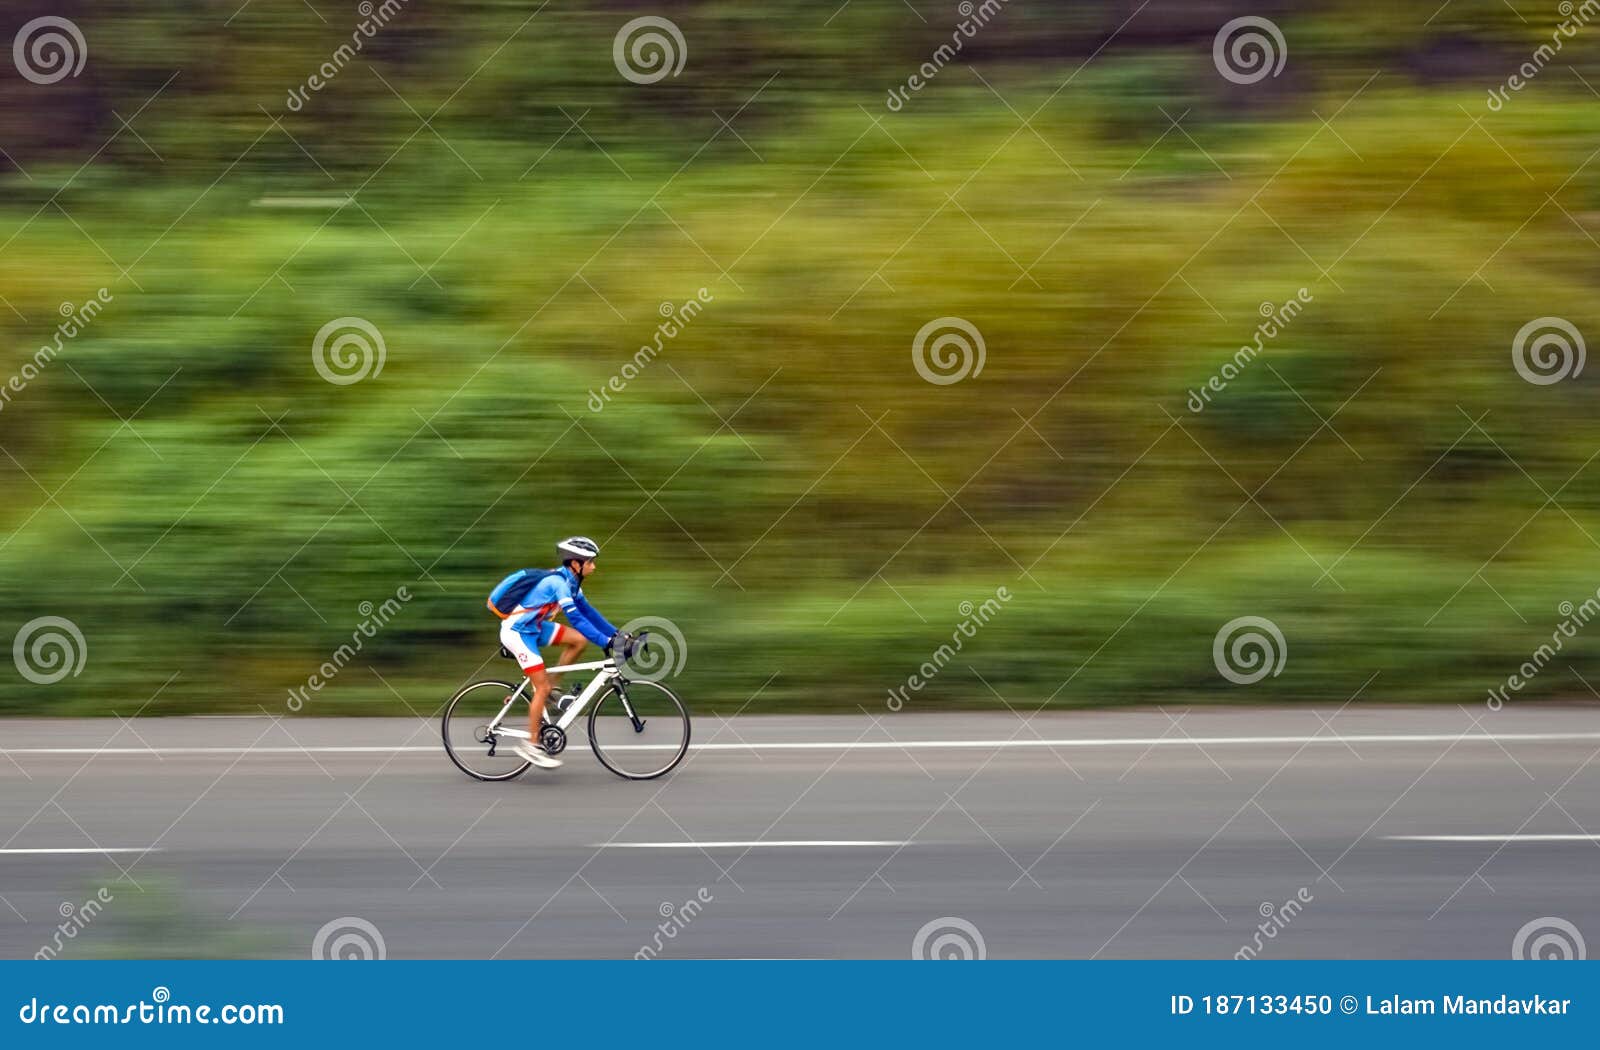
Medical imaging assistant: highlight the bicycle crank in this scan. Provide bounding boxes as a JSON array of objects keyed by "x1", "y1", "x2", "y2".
[{"x1": 539, "y1": 725, "x2": 567, "y2": 755}]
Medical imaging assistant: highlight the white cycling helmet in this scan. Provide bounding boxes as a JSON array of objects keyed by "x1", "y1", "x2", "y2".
[{"x1": 557, "y1": 536, "x2": 600, "y2": 563}]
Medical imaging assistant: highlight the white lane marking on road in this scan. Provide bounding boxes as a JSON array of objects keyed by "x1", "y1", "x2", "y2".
[
  {"x1": 4, "y1": 731, "x2": 1600, "y2": 756},
  {"x1": 1386, "y1": 834, "x2": 1600, "y2": 843},
  {"x1": 0, "y1": 848, "x2": 160, "y2": 855},
  {"x1": 589, "y1": 841, "x2": 908, "y2": 849}
]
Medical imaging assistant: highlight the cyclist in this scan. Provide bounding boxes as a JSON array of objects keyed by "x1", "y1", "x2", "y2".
[{"x1": 490, "y1": 537, "x2": 632, "y2": 769}]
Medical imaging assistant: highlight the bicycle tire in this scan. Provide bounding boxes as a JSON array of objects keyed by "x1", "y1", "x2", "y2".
[
  {"x1": 442, "y1": 680, "x2": 532, "y2": 781},
  {"x1": 587, "y1": 679, "x2": 691, "y2": 780}
]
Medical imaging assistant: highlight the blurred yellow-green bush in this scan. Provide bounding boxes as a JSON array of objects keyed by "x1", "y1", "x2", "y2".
[{"x1": 2, "y1": 1, "x2": 1598, "y2": 714}]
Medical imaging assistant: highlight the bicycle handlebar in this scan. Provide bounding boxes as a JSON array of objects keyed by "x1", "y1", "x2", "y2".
[{"x1": 607, "y1": 630, "x2": 651, "y2": 661}]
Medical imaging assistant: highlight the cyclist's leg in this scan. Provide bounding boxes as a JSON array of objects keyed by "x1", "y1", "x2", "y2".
[
  {"x1": 524, "y1": 666, "x2": 552, "y2": 739},
  {"x1": 500, "y1": 620, "x2": 553, "y2": 735},
  {"x1": 540, "y1": 622, "x2": 588, "y2": 693}
]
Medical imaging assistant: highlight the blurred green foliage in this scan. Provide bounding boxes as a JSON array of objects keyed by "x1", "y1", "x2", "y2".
[{"x1": 2, "y1": 0, "x2": 1599, "y2": 715}]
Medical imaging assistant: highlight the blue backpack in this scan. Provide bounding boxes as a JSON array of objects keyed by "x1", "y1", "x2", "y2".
[{"x1": 486, "y1": 568, "x2": 561, "y2": 619}]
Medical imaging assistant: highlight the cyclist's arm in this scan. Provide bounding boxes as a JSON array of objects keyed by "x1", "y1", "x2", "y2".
[
  {"x1": 571, "y1": 593, "x2": 618, "y2": 640},
  {"x1": 558, "y1": 594, "x2": 615, "y2": 647}
]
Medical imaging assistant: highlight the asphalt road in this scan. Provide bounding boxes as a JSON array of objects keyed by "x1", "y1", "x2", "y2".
[{"x1": 1, "y1": 705, "x2": 1597, "y2": 959}]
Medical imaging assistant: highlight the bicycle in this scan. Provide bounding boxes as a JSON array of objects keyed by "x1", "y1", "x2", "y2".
[{"x1": 441, "y1": 633, "x2": 691, "y2": 781}]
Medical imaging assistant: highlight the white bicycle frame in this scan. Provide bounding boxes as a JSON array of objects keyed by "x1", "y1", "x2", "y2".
[{"x1": 485, "y1": 656, "x2": 632, "y2": 740}]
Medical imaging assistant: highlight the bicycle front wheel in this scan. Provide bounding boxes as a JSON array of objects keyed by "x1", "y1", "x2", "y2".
[
  {"x1": 442, "y1": 680, "x2": 532, "y2": 781},
  {"x1": 587, "y1": 679, "x2": 691, "y2": 780}
]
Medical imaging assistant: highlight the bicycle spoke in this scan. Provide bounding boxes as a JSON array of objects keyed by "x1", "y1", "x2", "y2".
[
  {"x1": 587, "y1": 680, "x2": 691, "y2": 780},
  {"x1": 442, "y1": 680, "x2": 534, "y2": 781}
]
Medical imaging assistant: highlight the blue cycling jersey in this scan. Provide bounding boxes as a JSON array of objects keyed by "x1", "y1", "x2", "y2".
[{"x1": 506, "y1": 566, "x2": 618, "y2": 647}]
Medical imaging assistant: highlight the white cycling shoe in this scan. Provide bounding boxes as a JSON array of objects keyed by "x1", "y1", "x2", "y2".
[{"x1": 512, "y1": 741, "x2": 562, "y2": 769}]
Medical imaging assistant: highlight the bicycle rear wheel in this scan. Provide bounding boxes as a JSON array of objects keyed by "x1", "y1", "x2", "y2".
[
  {"x1": 442, "y1": 680, "x2": 532, "y2": 781},
  {"x1": 587, "y1": 679, "x2": 691, "y2": 780}
]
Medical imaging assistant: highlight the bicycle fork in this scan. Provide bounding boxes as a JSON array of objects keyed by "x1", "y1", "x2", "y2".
[{"x1": 615, "y1": 681, "x2": 647, "y2": 734}]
